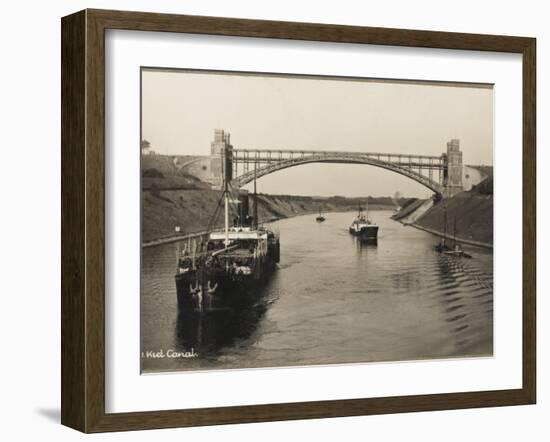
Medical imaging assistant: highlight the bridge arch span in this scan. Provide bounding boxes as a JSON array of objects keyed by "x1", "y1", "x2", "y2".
[{"x1": 230, "y1": 155, "x2": 444, "y2": 195}]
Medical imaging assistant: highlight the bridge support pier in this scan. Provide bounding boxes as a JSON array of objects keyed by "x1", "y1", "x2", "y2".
[
  {"x1": 442, "y1": 139, "x2": 464, "y2": 198},
  {"x1": 209, "y1": 129, "x2": 233, "y2": 189}
]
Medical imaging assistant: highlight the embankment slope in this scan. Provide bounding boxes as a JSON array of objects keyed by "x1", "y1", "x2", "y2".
[
  {"x1": 142, "y1": 190, "x2": 396, "y2": 242},
  {"x1": 395, "y1": 176, "x2": 493, "y2": 245},
  {"x1": 415, "y1": 193, "x2": 493, "y2": 245}
]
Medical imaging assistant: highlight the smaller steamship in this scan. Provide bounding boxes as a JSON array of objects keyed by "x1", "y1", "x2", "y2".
[{"x1": 349, "y1": 202, "x2": 378, "y2": 243}]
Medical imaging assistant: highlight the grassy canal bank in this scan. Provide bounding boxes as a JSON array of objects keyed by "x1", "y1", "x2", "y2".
[
  {"x1": 393, "y1": 177, "x2": 493, "y2": 247},
  {"x1": 142, "y1": 189, "x2": 397, "y2": 244}
]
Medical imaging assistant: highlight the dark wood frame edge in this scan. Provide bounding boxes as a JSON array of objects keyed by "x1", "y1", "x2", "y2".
[{"x1": 61, "y1": 9, "x2": 536, "y2": 433}]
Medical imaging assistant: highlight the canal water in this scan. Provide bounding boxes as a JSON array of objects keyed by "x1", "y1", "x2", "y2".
[{"x1": 141, "y1": 211, "x2": 493, "y2": 373}]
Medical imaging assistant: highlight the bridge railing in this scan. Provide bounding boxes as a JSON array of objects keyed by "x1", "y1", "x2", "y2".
[{"x1": 232, "y1": 149, "x2": 445, "y2": 169}]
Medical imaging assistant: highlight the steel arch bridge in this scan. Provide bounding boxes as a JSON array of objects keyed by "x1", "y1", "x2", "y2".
[{"x1": 229, "y1": 149, "x2": 450, "y2": 196}]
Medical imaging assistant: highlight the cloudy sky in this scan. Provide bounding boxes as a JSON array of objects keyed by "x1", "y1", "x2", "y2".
[{"x1": 142, "y1": 69, "x2": 493, "y2": 198}]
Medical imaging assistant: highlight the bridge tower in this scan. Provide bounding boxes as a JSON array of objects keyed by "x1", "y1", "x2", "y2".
[
  {"x1": 210, "y1": 129, "x2": 233, "y2": 189},
  {"x1": 443, "y1": 138, "x2": 463, "y2": 197}
]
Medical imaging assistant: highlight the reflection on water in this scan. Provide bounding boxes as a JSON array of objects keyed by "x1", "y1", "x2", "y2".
[
  {"x1": 174, "y1": 302, "x2": 270, "y2": 357},
  {"x1": 141, "y1": 211, "x2": 493, "y2": 373}
]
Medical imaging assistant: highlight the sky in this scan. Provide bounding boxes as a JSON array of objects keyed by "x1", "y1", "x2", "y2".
[{"x1": 142, "y1": 69, "x2": 493, "y2": 198}]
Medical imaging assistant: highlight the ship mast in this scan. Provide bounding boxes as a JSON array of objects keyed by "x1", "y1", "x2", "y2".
[
  {"x1": 253, "y1": 162, "x2": 258, "y2": 229},
  {"x1": 453, "y1": 216, "x2": 457, "y2": 248},
  {"x1": 442, "y1": 201, "x2": 447, "y2": 248},
  {"x1": 223, "y1": 148, "x2": 230, "y2": 247}
]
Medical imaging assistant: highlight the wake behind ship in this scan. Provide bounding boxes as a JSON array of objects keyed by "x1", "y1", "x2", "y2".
[{"x1": 175, "y1": 158, "x2": 279, "y2": 312}]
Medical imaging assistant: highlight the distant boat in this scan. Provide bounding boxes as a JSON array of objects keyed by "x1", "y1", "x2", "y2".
[
  {"x1": 443, "y1": 245, "x2": 472, "y2": 259},
  {"x1": 434, "y1": 206, "x2": 472, "y2": 258},
  {"x1": 316, "y1": 207, "x2": 326, "y2": 223},
  {"x1": 349, "y1": 201, "x2": 378, "y2": 242}
]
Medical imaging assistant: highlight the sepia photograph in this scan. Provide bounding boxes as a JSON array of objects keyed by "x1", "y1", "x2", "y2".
[{"x1": 140, "y1": 68, "x2": 494, "y2": 374}]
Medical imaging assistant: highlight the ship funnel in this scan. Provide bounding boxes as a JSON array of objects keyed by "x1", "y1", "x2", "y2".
[{"x1": 238, "y1": 190, "x2": 250, "y2": 226}]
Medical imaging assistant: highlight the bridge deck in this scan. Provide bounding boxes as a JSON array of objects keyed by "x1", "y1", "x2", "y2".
[
  {"x1": 233, "y1": 149, "x2": 443, "y2": 161},
  {"x1": 232, "y1": 149, "x2": 445, "y2": 171}
]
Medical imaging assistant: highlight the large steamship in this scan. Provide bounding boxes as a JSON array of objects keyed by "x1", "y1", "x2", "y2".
[{"x1": 175, "y1": 158, "x2": 280, "y2": 312}]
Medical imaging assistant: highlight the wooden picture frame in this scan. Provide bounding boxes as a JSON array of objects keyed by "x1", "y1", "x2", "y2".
[{"x1": 61, "y1": 8, "x2": 536, "y2": 433}]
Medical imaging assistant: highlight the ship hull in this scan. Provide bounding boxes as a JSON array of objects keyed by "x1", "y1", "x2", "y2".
[
  {"x1": 349, "y1": 225, "x2": 379, "y2": 242},
  {"x1": 175, "y1": 259, "x2": 277, "y2": 312},
  {"x1": 175, "y1": 270, "x2": 199, "y2": 311}
]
